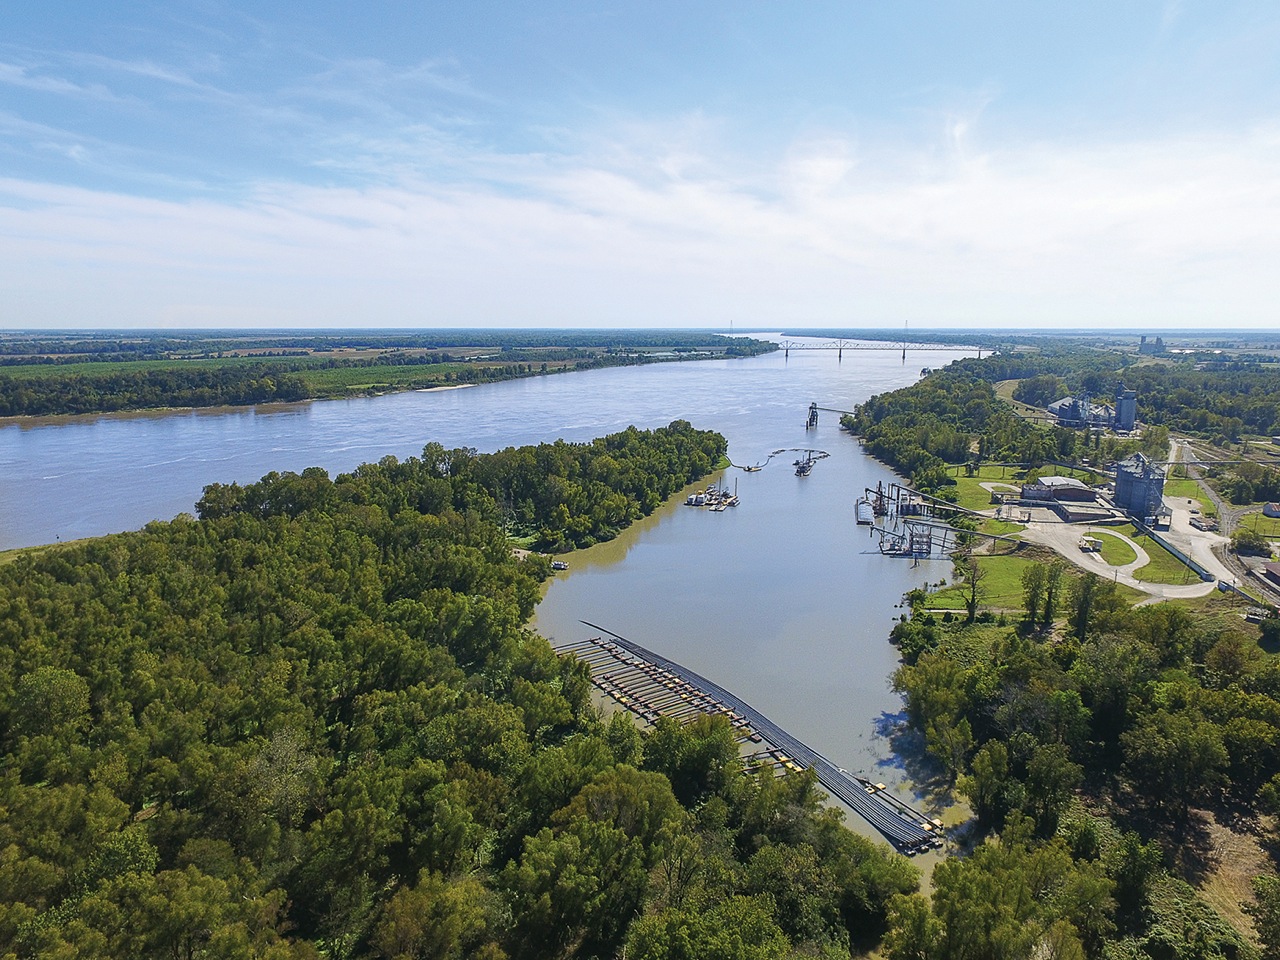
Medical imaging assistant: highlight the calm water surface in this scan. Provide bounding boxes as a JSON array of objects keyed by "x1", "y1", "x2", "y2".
[{"x1": 1, "y1": 340, "x2": 972, "y2": 821}]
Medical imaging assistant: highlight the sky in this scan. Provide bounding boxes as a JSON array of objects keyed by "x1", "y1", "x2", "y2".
[{"x1": 3, "y1": 2, "x2": 1280, "y2": 331}]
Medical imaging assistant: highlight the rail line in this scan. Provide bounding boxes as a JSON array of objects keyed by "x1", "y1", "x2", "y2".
[{"x1": 558, "y1": 622, "x2": 943, "y2": 854}]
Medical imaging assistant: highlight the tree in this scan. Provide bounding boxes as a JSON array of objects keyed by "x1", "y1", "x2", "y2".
[
  {"x1": 372, "y1": 872, "x2": 498, "y2": 960},
  {"x1": 883, "y1": 894, "x2": 942, "y2": 960},
  {"x1": 502, "y1": 817, "x2": 648, "y2": 959},
  {"x1": 1106, "y1": 832, "x2": 1162, "y2": 915},
  {"x1": 1021, "y1": 564, "x2": 1046, "y2": 627},
  {"x1": 1247, "y1": 874, "x2": 1280, "y2": 960},
  {"x1": 1023, "y1": 743, "x2": 1082, "y2": 836},
  {"x1": 1121, "y1": 710, "x2": 1228, "y2": 820},
  {"x1": 1066, "y1": 573, "x2": 1099, "y2": 642},
  {"x1": 625, "y1": 895, "x2": 790, "y2": 960},
  {"x1": 958, "y1": 557, "x2": 987, "y2": 624},
  {"x1": 1042, "y1": 562, "x2": 1065, "y2": 630},
  {"x1": 959, "y1": 741, "x2": 1017, "y2": 830}
]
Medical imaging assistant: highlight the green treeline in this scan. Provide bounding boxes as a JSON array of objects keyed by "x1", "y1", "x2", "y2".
[
  {"x1": 0, "y1": 330, "x2": 775, "y2": 358},
  {"x1": 0, "y1": 364, "x2": 313, "y2": 415},
  {"x1": 0, "y1": 335, "x2": 775, "y2": 417},
  {"x1": 841, "y1": 365, "x2": 1033, "y2": 492},
  {"x1": 1008, "y1": 359, "x2": 1280, "y2": 442},
  {"x1": 884, "y1": 570, "x2": 1278, "y2": 959},
  {"x1": 197, "y1": 422, "x2": 727, "y2": 553},
  {"x1": 0, "y1": 422, "x2": 918, "y2": 959}
]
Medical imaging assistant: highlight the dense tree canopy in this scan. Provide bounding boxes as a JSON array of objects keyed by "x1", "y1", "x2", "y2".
[{"x1": 0, "y1": 421, "x2": 916, "y2": 958}]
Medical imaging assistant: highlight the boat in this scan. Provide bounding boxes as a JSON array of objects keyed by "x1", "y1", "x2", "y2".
[
  {"x1": 551, "y1": 560, "x2": 569, "y2": 570},
  {"x1": 685, "y1": 492, "x2": 706, "y2": 506},
  {"x1": 856, "y1": 498, "x2": 874, "y2": 525}
]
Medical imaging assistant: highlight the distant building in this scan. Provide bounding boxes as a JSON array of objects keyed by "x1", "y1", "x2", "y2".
[
  {"x1": 1048, "y1": 395, "x2": 1113, "y2": 429},
  {"x1": 1264, "y1": 502, "x2": 1280, "y2": 519},
  {"x1": 1138, "y1": 335, "x2": 1166, "y2": 355},
  {"x1": 1114, "y1": 453, "x2": 1165, "y2": 518},
  {"x1": 1021, "y1": 476, "x2": 1098, "y2": 502},
  {"x1": 1114, "y1": 384, "x2": 1137, "y2": 431}
]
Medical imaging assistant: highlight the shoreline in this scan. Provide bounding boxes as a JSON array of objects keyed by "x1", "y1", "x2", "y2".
[
  {"x1": 538, "y1": 473, "x2": 966, "y2": 863},
  {"x1": 0, "y1": 384, "x2": 478, "y2": 429}
]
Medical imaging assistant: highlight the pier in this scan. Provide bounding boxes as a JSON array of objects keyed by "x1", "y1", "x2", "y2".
[{"x1": 557, "y1": 623, "x2": 943, "y2": 854}]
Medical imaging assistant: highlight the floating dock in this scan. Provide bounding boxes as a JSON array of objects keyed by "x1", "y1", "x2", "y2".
[{"x1": 558, "y1": 623, "x2": 942, "y2": 854}]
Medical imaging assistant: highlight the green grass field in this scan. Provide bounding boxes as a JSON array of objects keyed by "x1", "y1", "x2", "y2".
[
  {"x1": 1162, "y1": 477, "x2": 1217, "y2": 517},
  {"x1": 981, "y1": 518, "x2": 1025, "y2": 537},
  {"x1": 946, "y1": 464, "x2": 1025, "y2": 512},
  {"x1": 0, "y1": 356, "x2": 291, "y2": 379},
  {"x1": 298, "y1": 364, "x2": 473, "y2": 393},
  {"x1": 1106, "y1": 523, "x2": 1201, "y2": 584},
  {"x1": 1090, "y1": 530, "x2": 1138, "y2": 566},
  {"x1": 1237, "y1": 512, "x2": 1280, "y2": 538},
  {"x1": 923, "y1": 554, "x2": 1038, "y2": 611}
]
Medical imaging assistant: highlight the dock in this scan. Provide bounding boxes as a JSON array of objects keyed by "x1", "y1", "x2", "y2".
[{"x1": 558, "y1": 623, "x2": 943, "y2": 854}]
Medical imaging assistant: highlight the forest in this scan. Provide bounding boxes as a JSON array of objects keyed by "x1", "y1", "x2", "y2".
[
  {"x1": 884, "y1": 558, "x2": 1279, "y2": 960},
  {"x1": 0, "y1": 421, "x2": 921, "y2": 959}
]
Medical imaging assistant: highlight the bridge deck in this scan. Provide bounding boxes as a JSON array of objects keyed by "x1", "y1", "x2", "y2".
[{"x1": 560, "y1": 623, "x2": 941, "y2": 854}]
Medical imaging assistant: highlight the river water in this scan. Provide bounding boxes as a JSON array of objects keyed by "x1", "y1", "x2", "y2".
[{"x1": 1, "y1": 338, "x2": 972, "y2": 821}]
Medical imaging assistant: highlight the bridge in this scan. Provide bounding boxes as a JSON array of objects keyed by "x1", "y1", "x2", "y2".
[
  {"x1": 558, "y1": 623, "x2": 943, "y2": 854},
  {"x1": 778, "y1": 338, "x2": 983, "y2": 360}
]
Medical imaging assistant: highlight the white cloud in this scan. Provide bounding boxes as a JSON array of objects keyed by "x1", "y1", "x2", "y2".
[{"x1": 2, "y1": 120, "x2": 1280, "y2": 329}]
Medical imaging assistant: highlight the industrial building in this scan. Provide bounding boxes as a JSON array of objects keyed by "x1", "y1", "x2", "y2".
[
  {"x1": 1020, "y1": 476, "x2": 1098, "y2": 503},
  {"x1": 1114, "y1": 453, "x2": 1166, "y2": 520},
  {"x1": 1048, "y1": 395, "x2": 1113, "y2": 429},
  {"x1": 1114, "y1": 384, "x2": 1137, "y2": 432},
  {"x1": 1048, "y1": 385, "x2": 1137, "y2": 432}
]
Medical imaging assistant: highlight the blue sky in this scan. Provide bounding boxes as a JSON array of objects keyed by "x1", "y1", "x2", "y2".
[{"x1": 3, "y1": 2, "x2": 1280, "y2": 329}]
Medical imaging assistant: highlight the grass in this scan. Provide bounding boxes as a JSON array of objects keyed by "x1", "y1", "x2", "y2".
[
  {"x1": 1237, "y1": 511, "x2": 1280, "y2": 538},
  {"x1": 922, "y1": 553, "x2": 1039, "y2": 612},
  {"x1": 980, "y1": 518, "x2": 1025, "y2": 537},
  {"x1": 1162, "y1": 477, "x2": 1217, "y2": 516},
  {"x1": 1090, "y1": 530, "x2": 1138, "y2": 566},
  {"x1": 0, "y1": 540, "x2": 81, "y2": 565},
  {"x1": 945, "y1": 464, "x2": 1025, "y2": 513},
  {"x1": 1109, "y1": 523, "x2": 1201, "y2": 584}
]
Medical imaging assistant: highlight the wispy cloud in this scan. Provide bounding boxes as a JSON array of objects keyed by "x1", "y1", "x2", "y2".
[
  {"x1": 3, "y1": 116, "x2": 1279, "y2": 328},
  {"x1": 0, "y1": 61, "x2": 122, "y2": 102}
]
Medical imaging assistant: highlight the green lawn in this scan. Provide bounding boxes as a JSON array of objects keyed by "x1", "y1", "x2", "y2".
[
  {"x1": 1108, "y1": 523, "x2": 1201, "y2": 584},
  {"x1": 981, "y1": 518, "x2": 1025, "y2": 537},
  {"x1": 923, "y1": 554, "x2": 1038, "y2": 611},
  {"x1": 946, "y1": 465, "x2": 1025, "y2": 513},
  {"x1": 1090, "y1": 530, "x2": 1138, "y2": 566},
  {"x1": 0, "y1": 540, "x2": 80, "y2": 564},
  {"x1": 1237, "y1": 512, "x2": 1280, "y2": 538},
  {"x1": 1162, "y1": 477, "x2": 1217, "y2": 517}
]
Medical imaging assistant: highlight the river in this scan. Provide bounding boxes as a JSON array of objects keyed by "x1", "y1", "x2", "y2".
[{"x1": 1, "y1": 338, "x2": 973, "y2": 824}]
